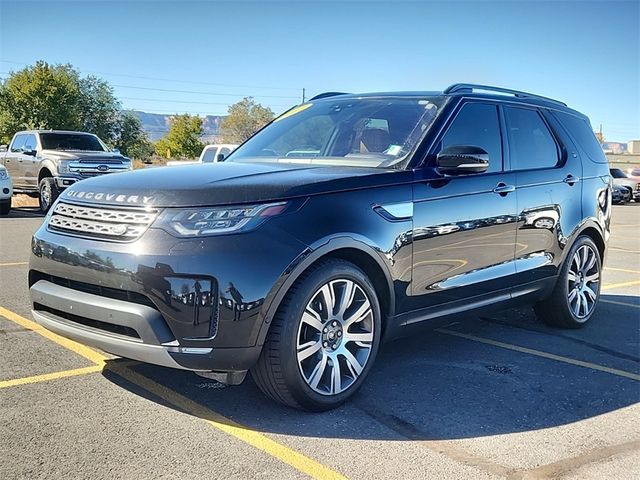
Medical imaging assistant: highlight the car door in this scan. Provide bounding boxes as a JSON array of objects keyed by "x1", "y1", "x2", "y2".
[
  {"x1": 4, "y1": 134, "x2": 26, "y2": 186},
  {"x1": 21, "y1": 133, "x2": 39, "y2": 188},
  {"x1": 504, "y1": 105, "x2": 583, "y2": 288},
  {"x1": 409, "y1": 101, "x2": 518, "y2": 314}
]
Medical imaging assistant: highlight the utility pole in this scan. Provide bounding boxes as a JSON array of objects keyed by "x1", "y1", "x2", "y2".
[{"x1": 302, "y1": 88, "x2": 306, "y2": 103}]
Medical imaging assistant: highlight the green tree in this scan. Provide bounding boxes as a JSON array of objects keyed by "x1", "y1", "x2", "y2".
[
  {"x1": 0, "y1": 62, "x2": 82, "y2": 142},
  {"x1": 219, "y1": 97, "x2": 274, "y2": 144},
  {"x1": 0, "y1": 61, "x2": 123, "y2": 145},
  {"x1": 114, "y1": 112, "x2": 154, "y2": 160},
  {"x1": 78, "y1": 75, "x2": 122, "y2": 143},
  {"x1": 155, "y1": 114, "x2": 204, "y2": 159}
]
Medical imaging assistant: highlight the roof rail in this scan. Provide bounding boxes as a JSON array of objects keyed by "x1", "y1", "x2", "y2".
[
  {"x1": 308, "y1": 92, "x2": 350, "y2": 101},
  {"x1": 443, "y1": 83, "x2": 566, "y2": 106}
]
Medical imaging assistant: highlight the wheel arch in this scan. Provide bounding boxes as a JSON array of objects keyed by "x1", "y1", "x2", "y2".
[
  {"x1": 577, "y1": 225, "x2": 606, "y2": 263},
  {"x1": 256, "y1": 237, "x2": 395, "y2": 346},
  {"x1": 38, "y1": 166, "x2": 54, "y2": 182}
]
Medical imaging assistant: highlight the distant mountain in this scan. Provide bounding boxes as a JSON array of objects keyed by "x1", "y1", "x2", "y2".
[{"x1": 131, "y1": 110, "x2": 226, "y2": 142}]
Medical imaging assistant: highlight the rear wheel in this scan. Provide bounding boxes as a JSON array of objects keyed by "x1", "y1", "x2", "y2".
[
  {"x1": 39, "y1": 177, "x2": 60, "y2": 214},
  {"x1": 251, "y1": 259, "x2": 382, "y2": 411},
  {"x1": 535, "y1": 236, "x2": 601, "y2": 328},
  {"x1": 0, "y1": 198, "x2": 10, "y2": 215}
]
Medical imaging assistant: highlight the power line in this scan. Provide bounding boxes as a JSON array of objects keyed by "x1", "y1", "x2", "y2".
[
  {"x1": 0, "y1": 59, "x2": 299, "y2": 92},
  {"x1": 119, "y1": 96, "x2": 294, "y2": 108},
  {"x1": 110, "y1": 84, "x2": 297, "y2": 99}
]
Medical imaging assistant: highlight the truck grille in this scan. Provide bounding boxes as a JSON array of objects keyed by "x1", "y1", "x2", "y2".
[{"x1": 48, "y1": 202, "x2": 158, "y2": 241}]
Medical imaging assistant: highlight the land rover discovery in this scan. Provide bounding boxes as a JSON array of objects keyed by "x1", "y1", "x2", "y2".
[{"x1": 29, "y1": 84, "x2": 611, "y2": 410}]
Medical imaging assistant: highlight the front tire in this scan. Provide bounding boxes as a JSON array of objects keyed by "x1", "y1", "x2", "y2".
[
  {"x1": 535, "y1": 236, "x2": 602, "y2": 328},
  {"x1": 39, "y1": 177, "x2": 60, "y2": 214},
  {"x1": 251, "y1": 259, "x2": 382, "y2": 411}
]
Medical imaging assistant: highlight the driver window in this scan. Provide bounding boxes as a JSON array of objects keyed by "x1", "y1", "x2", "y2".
[
  {"x1": 10, "y1": 134, "x2": 26, "y2": 152},
  {"x1": 23, "y1": 135, "x2": 37, "y2": 151},
  {"x1": 441, "y1": 103, "x2": 503, "y2": 173}
]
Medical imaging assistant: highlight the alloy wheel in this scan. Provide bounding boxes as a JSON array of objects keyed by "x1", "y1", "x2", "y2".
[
  {"x1": 296, "y1": 278, "x2": 374, "y2": 396},
  {"x1": 567, "y1": 244, "x2": 600, "y2": 320}
]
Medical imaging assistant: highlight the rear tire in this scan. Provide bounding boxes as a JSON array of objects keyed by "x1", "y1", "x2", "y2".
[
  {"x1": 534, "y1": 236, "x2": 601, "y2": 329},
  {"x1": 39, "y1": 177, "x2": 60, "y2": 214},
  {"x1": 251, "y1": 259, "x2": 382, "y2": 411},
  {"x1": 0, "y1": 198, "x2": 10, "y2": 215}
]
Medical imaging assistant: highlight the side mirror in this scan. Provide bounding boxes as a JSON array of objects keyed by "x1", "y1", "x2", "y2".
[
  {"x1": 112, "y1": 148, "x2": 121, "y2": 154},
  {"x1": 21, "y1": 147, "x2": 37, "y2": 156},
  {"x1": 436, "y1": 145, "x2": 489, "y2": 175},
  {"x1": 216, "y1": 153, "x2": 226, "y2": 162}
]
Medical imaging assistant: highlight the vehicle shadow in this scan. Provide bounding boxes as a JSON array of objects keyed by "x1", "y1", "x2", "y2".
[
  {"x1": 3, "y1": 206, "x2": 44, "y2": 219},
  {"x1": 103, "y1": 293, "x2": 639, "y2": 440}
]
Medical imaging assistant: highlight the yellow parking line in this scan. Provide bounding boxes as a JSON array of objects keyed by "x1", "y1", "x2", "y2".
[
  {"x1": 0, "y1": 303, "x2": 344, "y2": 479},
  {"x1": 0, "y1": 365, "x2": 103, "y2": 389},
  {"x1": 602, "y1": 279, "x2": 640, "y2": 291},
  {"x1": 604, "y1": 267, "x2": 640, "y2": 274},
  {"x1": 112, "y1": 365, "x2": 348, "y2": 480},
  {"x1": 436, "y1": 328, "x2": 640, "y2": 381},
  {"x1": 0, "y1": 262, "x2": 28, "y2": 267},
  {"x1": 0, "y1": 306, "x2": 107, "y2": 365},
  {"x1": 600, "y1": 299, "x2": 640, "y2": 309}
]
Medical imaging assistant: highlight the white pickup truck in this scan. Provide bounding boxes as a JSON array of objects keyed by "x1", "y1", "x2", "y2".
[{"x1": 167, "y1": 144, "x2": 238, "y2": 166}]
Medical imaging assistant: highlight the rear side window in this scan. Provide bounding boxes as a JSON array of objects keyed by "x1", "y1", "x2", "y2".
[
  {"x1": 555, "y1": 111, "x2": 607, "y2": 164},
  {"x1": 504, "y1": 107, "x2": 558, "y2": 170},
  {"x1": 441, "y1": 103, "x2": 503, "y2": 172},
  {"x1": 201, "y1": 148, "x2": 217, "y2": 163},
  {"x1": 10, "y1": 134, "x2": 26, "y2": 152}
]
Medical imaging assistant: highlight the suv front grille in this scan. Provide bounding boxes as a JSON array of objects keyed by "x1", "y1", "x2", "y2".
[{"x1": 48, "y1": 202, "x2": 158, "y2": 241}]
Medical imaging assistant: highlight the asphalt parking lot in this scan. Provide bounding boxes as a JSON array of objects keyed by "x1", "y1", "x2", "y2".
[{"x1": 1, "y1": 203, "x2": 638, "y2": 480}]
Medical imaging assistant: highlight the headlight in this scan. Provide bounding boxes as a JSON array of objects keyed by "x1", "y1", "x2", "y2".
[
  {"x1": 155, "y1": 202, "x2": 288, "y2": 237},
  {"x1": 58, "y1": 161, "x2": 70, "y2": 174},
  {"x1": 0, "y1": 170, "x2": 8, "y2": 181}
]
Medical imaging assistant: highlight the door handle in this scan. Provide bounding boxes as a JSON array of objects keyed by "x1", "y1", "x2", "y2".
[
  {"x1": 563, "y1": 174, "x2": 580, "y2": 185},
  {"x1": 493, "y1": 183, "x2": 516, "y2": 196}
]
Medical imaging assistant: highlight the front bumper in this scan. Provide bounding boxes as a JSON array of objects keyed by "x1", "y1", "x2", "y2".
[{"x1": 29, "y1": 219, "x2": 308, "y2": 372}]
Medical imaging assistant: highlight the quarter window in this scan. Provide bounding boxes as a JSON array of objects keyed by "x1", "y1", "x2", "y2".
[
  {"x1": 441, "y1": 103, "x2": 503, "y2": 173},
  {"x1": 504, "y1": 107, "x2": 559, "y2": 170}
]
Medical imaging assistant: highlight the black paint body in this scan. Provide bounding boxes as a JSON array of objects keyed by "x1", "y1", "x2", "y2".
[{"x1": 29, "y1": 90, "x2": 611, "y2": 372}]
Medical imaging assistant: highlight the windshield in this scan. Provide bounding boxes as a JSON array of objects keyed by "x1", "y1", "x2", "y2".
[
  {"x1": 228, "y1": 96, "x2": 445, "y2": 168},
  {"x1": 610, "y1": 168, "x2": 627, "y2": 179},
  {"x1": 40, "y1": 133, "x2": 108, "y2": 152}
]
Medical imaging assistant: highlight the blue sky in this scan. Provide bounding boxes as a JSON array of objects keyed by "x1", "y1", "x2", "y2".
[{"x1": 0, "y1": 0, "x2": 638, "y2": 141}]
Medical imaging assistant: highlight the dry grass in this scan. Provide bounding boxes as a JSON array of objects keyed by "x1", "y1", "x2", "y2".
[{"x1": 12, "y1": 194, "x2": 39, "y2": 208}]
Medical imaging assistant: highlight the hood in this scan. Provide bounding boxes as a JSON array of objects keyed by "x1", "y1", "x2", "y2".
[
  {"x1": 41, "y1": 150, "x2": 128, "y2": 161},
  {"x1": 59, "y1": 161, "x2": 411, "y2": 207}
]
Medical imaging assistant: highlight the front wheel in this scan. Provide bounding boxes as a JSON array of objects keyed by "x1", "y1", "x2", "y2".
[
  {"x1": 535, "y1": 236, "x2": 602, "y2": 328},
  {"x1": 251, "y1": 259, "x2": 382, "y2": 411},
  {"x1": 39, "y1": 177, "x2": 60, "y2": 214}
]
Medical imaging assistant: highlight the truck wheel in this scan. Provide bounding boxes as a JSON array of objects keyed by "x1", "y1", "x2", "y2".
[
  {"x1": 0, "y1": 198, "x2": 10, "y2": 215},
  {"x1": 251, "y1": 259, "x2": 382, "y2": 411},
  {"x1": 534, "y1": 236, "x2": 602, "y2": 329},
  {"x1": 39, "y1": 178, "x2": 60, "y2": 213}
]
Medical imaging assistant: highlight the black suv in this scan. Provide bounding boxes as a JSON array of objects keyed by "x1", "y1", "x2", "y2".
[{"x1": 29, "y1": 84, "x2": 611, "y2": 411}]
